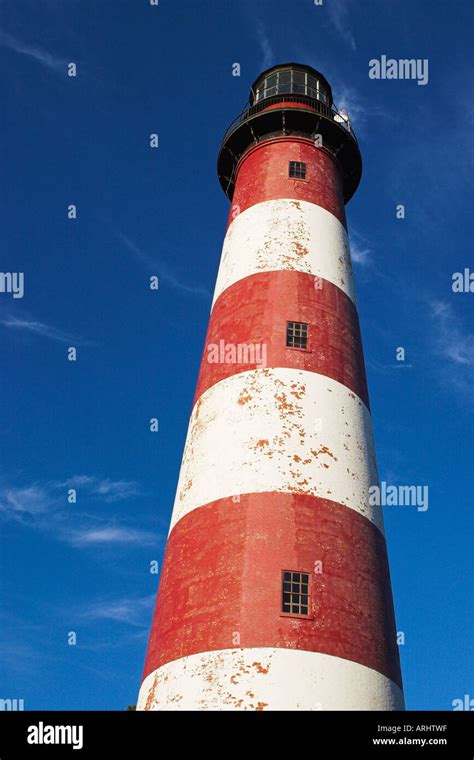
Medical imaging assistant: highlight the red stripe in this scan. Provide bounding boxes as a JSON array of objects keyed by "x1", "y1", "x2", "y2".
[
  {"x1": 142, "y1": 492, "x2": 402, "y2": 688},
  {"x1": 259, "y1": 100, "x2": 320, "y2": 114},
  {"x1": 194, "y1": 271, "x2": 369, "y2": 408},
  {"x1": 227, "y1": 137, "x2": 347, "y2": 230}
]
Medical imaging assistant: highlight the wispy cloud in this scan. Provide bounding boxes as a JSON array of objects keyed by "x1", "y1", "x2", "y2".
[
  {"x1": 350, "y1": 240, "x2": 371, "y2": 267},
  {"x1": 113, "y1": 229, "x2": 210, "y2": 299},
  {"x1": 255, "y1": 20, "x2": 274, "y2": 70},
  {"x1": 114, "y1": 230, "x2": 155, "y2": 269},
  {"x1": 59, "y1": 475, "x2": 96, "y2": 488},
  {"x1": 0, "y1": 475, "x2": 159, "y2": 548},
  {"x1": 428, "y1": 298, "x2": 474, "y2": 368},
  {"x1": 0, "y1": 315, "x2": 89, "y2": 345},
  {"x1": 388, "y1": 98, "x2": 473, "y2": 230},
  {"x1": 58, "y1": 475, "x2": 141, "y2": 503},
  {"x1": 0, "y1": 29, "x2": 66, "y2": 73},
  {"x1": 293, "y1": 51, "x2": 395, "y2": 136},
  {"x1": 367, "y1": 292, "x2": 474, "y2": 401},
  {"x1": 79, "y1": 595, "x2": 155, "y2": 627},
  {"x1": 67, "y1": 526, "x2": 156, "y2": 547},
  {"x1": 348, "y1": 228, "x2": 378, "y2": 269},
  {"x1": 327, "y1": 0, "x2": 357, "y2": 51},
  {"x1": 92, "y1": 478, "x2": 141, "y2": 502},
  {"x1": 331, "y1": 83, "x2": 395, "y2": 135},
  {"x1": 0, "y1": 476, "x2": 142, "y2": 517},
  {"x1": 3, "y1": 485, "x2": 52, "y2": 515}
]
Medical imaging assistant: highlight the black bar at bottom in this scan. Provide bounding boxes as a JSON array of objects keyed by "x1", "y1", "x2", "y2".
[{"x1": 0, "y1": 710, "x2": 472, "y2": 757}]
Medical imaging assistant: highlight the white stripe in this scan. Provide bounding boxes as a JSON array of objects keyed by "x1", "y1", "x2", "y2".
[
  {"x1": 138, "y1": 648, "x2": 404, "y2": 711},
  {"x1": 169, "y1": 368, "x2": 383, "y2": 534},
  {"x1": 212, "y1": 199, "x2": 356, "y2": 308}
]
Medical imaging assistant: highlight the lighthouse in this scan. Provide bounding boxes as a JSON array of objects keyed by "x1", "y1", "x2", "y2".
[{"x1": 138, "y1": 64, "x2": 404, "y2": 711}]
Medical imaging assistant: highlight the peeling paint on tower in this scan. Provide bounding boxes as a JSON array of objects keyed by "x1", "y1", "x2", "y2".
[{"x1": 137, "y1": 63, "x2": 404, "y2": 711}]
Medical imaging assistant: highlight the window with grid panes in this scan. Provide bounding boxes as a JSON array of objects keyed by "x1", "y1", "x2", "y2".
[
  {"x1": 289, "y1": 160, "x2": 306, "y2": 179},
  {"x1": 254, "y1": 69, "x2": 329, "y2": 104},
  {"x1": 282, "y1": 571, "x2": 310, "y2": 615},
  {"x1": 286, "y1": 321, "x2": 308, "y2": 349}
]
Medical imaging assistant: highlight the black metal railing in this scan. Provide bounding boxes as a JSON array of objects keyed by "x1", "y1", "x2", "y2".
[{"x1": 221, "y1": 94, "x2": 356, "y2": 146}]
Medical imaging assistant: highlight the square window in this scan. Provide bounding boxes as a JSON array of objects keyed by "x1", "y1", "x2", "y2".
[
  {"x1": 281, "y1": 571, "x2": 310, "y2": 616},
  {"x1": 286, "y1": 321, "x2": 308, "y2": 350},
  {"x1": 289, "y1": 160, "x2": 306, "y2": 180}
]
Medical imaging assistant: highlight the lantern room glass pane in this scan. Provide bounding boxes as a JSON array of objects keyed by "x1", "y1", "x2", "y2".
[{"x1": 253, "y1": 68, "x2": 330, "y2": 105}]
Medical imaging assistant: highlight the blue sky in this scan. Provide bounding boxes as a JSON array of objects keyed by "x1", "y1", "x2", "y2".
[{"x1": 1, "y1": 0, "x2": 473, "y2": 710}]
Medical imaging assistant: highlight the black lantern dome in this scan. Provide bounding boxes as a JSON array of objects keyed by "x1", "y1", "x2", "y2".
[{"x1": 217, "y1": 63, "x2": 362, "y2": 204}]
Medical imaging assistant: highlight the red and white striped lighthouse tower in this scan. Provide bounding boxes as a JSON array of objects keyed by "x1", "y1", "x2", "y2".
[{"x1": 138, "y1": 64, "x2": 404, "y2": 711}]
